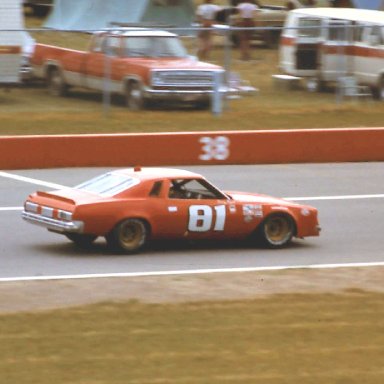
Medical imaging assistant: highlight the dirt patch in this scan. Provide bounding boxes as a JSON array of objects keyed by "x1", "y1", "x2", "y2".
[{"x1": 0, "y1": 266, "x2": 383, "y2": 314}]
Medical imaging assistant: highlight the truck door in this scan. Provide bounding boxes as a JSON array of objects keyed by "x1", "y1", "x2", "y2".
[
  {"x1": 85, "y1": 34, "x2": 122, "y2": 92},
  {"x1": 320, "y1": 19, "x2": 353, "y2": 82},
  {"x1": 294, "y1": 17, "x2": 323, "y2": 77}
]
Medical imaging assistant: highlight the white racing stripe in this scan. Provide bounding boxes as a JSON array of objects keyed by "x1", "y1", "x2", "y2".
[{"x1": 1, "y1": 261, "x2": 384, "y2": 283}]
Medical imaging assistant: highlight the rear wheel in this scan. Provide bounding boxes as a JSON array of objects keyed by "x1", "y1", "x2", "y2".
[
  {"x1": 372, "y1": 76, "x2": 384, "y2": 100},
  {"x1": 48, "y1": 68, "x2": 68, "y2": 97},
  {"x1": 65, "y1": 233, "x2": 97, "y2": 248},
  {"x1": 106, "y1": 218, "x2": 148, "y2": 254},
  {"x1": 257, "y1": 213, "x2": 295, "y2": 248}
]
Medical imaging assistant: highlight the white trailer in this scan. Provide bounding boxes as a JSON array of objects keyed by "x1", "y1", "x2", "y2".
[
  {"x1": 0, "y1": 0, "x2": 25, "y2": 85},
  {"x1": 279, "y1": 8, "x2": 384, "y2": 100}
]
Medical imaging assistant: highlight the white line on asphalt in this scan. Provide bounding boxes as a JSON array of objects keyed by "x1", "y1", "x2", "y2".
[
  {"x1": 0, "y1": 172, "x2": 383, "y2": 214},
  {"x1": 0, "y1": 171, "x2": 66, "y2": 190},
  {"x1": 0, "y1": 207, "x2": 23, "y2": 211},
  {"x1": 1, "y1": 261, "x2": 384, "y2": 283},
  {"x1": 286, "y1": 194, "x2": 384, "y2": 201}
]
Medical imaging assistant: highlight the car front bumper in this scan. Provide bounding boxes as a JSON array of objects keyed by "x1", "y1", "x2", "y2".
[{"x1": 22, "y1": 211, "x2": 84, "y2": 233}]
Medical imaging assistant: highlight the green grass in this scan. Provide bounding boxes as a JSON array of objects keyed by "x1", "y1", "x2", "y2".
[
  {"x1": 1, "y1": 12, "x2": 382, "y2": 136},
  {"x1": 1, "y1": 291, "x2": 384, "y2": 383}
]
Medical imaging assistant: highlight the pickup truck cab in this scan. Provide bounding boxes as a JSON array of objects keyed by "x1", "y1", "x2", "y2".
[{"x1": 31, "y1": 29, "x2": 226, "y2": 109}]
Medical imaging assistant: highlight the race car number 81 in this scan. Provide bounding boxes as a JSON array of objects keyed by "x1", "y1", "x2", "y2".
[{"x1": 188, "y1": 205, "x2": 226, "y2": 232}]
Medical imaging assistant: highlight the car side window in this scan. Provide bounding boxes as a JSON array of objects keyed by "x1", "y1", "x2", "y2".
[
  {"x1": 168, "y1": 179, "x2": 226, "y2": 200},
  {"x1": 149, "y1": 181, "x2": 163, "y2": 197}
]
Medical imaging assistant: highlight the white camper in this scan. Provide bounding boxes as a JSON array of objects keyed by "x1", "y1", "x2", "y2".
[
  {"x1": 279, "y1": 8, "x2": 384, "y2": 99},
  {"x1": 0, "y1": 0, "x2": 25, "y2": 85}
]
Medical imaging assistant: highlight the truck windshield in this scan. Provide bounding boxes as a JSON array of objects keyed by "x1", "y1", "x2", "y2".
[{"x1": 122, "y1": 36, "x2": 187, "y2": 58}]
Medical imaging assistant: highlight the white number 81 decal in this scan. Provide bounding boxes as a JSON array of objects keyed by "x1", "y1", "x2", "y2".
[{"x1": 188, "y1": 205, "x2": 226, "y2": 232}]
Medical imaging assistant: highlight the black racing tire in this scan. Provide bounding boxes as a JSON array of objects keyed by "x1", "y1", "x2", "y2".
[
  {"x1": 48, "y1": 68, "x2": 68, "y2": 97},
  {"x1": 126, "y1": 81, "x2": 146, "y2": 110},
  {"x1": 257, "y1": 213, "x2": 295, "y2": 248},
  {"x1": 106, "y1": 218, "x2": 148, "y2": 254},
  {"x1": 65, "y1": 233, "x2": 97, "y2": 248}
]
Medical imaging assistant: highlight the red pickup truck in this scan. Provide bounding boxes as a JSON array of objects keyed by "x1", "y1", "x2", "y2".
[{"x1": 31, "y1": 29, "x2": 228, "y2": 110}]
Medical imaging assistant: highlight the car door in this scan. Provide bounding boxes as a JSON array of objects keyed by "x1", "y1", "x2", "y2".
[{"x1": 152, "y1": 178, "x2": 254, "y2": 241}]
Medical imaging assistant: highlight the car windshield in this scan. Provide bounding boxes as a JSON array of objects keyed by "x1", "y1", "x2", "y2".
[
  {"x1": 75, "y1": 172, "x2": 139, "y2": 197},
  {"x1": 122, "y1": 36, "x2": 187, "y2": 58}
]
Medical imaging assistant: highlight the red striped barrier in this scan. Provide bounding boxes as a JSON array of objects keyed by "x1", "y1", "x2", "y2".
[{"x1": 1, "y1": 128, "x2": 383, "y2": 169}]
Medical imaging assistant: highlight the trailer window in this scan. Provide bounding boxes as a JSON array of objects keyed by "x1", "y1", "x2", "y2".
[
  {"x1": 353, "y1": 24, "x2": 365, "y2": 43},
  {"x1": 328, "y1": 21, "x2": 350, "y2": 42},
  {"x1": 369, "y1": 26, "x2": 384, "y2": 46},
  {"x1": 297, "y1": 18, "x2": 322, "y2": 38}
]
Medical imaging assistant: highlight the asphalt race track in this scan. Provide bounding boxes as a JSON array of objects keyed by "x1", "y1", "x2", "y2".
[{"x1": 1, "y1": 163, "x2": 383, "y2": 280}]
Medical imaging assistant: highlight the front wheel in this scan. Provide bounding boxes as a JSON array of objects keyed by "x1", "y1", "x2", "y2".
[
  {"x1": 126, "y1": 82, "x2": 146, "y2": 110},
  {"x1": 106, "y1": 218, "x2": 148, "y2": 254},
  {"x1": 257, "y1": 214, "x2": 295, "y2": 248}
]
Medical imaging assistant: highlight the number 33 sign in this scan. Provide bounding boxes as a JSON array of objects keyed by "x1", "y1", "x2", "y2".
[{"x1": 199, "y1": 136, "x2": 230, "y2": 161}]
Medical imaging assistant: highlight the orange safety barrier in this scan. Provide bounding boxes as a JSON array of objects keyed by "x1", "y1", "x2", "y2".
[{"x1": 1, "y1": 128, "x2": 384, "y2": 170}]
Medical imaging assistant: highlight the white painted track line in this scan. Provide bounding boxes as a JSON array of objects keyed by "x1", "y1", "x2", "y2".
[
  {"x1": 0, "y1": 171, "x2": 66, "y2": 190},
  {"x1": 286, "y1": 194, "x2": 384, "y2": 201},
  {"x1": 1, "y1": 262, "x2": 384, "y2": 283},
  {"x1": 0, "y1": 172, "x2": 383, "y2": 213}
]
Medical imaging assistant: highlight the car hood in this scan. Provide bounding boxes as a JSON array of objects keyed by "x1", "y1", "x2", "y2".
[{"x1": 124, "y1": 57, "x2": 222, "y2": 71}]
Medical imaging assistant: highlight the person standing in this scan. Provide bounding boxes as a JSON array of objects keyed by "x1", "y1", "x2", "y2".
[
  {"x1": 236, "y1": 0, "x2": 259, "y2": 60},
  {"x1": 196, "y1": 0, "x2": 222, "y2": 60}
]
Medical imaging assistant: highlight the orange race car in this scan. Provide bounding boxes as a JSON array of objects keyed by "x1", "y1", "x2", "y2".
[{"x1": 22, "y1": 167, "x2": 320, "y2": 253}]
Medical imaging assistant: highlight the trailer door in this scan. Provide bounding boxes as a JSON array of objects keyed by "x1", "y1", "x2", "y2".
[
  {"x1": 0, "y1": 0, "x2": 24, "y2": 85},
  {"x1": 294, "y1": 17, "x2": 323, "y2": 76}
]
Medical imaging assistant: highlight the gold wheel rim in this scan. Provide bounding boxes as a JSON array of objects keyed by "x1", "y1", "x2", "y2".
[
  {"x1": 265, "y1": 217, "x2": 291, "y2": 243},
  {"x1": 120, "y1": 221, "x2": 143, "y2": 250}
]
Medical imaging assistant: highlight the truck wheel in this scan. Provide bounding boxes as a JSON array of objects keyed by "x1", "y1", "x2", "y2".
[
  {"x1": 126, "y1": 82, "x2": 146, "y2": 110},
  {"x1": 48, "y1": 68, "x2": 68, "y2": 97},
  {"x1": 106, "y1": 218, "x2": 148, "y2": 254},
  {"x1": 372, "y1": 76, "x2": 384, "y2": 101},
  {"x1": 231, "y1": 33, "x2": 240, "y2": 47},
  {"x1": 257, "y1": 213, "x2": 295, "y2": 248}
]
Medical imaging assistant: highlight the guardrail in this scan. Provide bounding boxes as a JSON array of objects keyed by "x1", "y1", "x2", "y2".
[{"x1": 1, "y1": 128, "x2": 383, "y2": 170}]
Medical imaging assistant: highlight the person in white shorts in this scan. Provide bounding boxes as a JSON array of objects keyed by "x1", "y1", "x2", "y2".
[
  {"x1": 196, "y1": 0, "x2": 222, "y2": 59},
  {"x1": 236, "y1": 0, "x2": 259, "y2": 60}
]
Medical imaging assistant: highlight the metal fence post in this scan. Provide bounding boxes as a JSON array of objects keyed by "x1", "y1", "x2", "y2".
[{"x1": 212, "y1": 71, "x2": 223, "y2": 116}]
